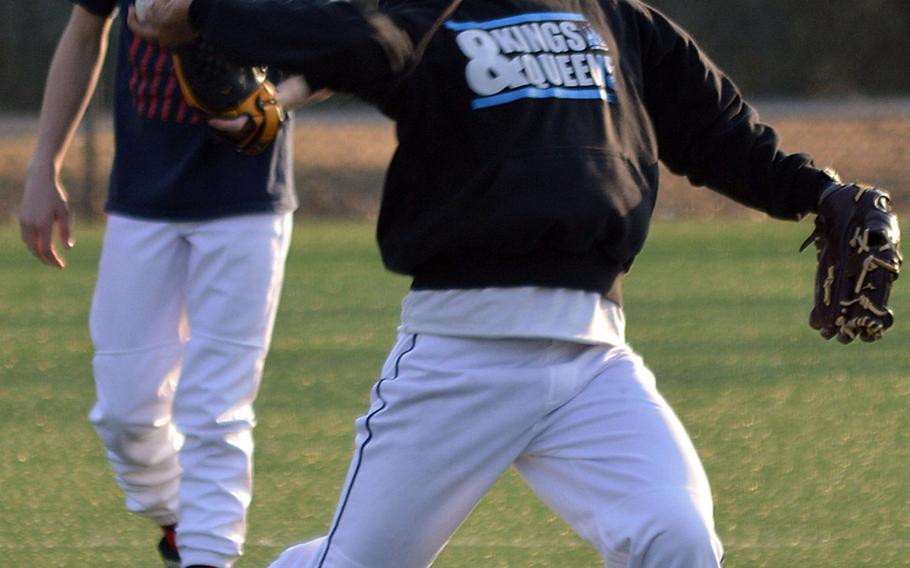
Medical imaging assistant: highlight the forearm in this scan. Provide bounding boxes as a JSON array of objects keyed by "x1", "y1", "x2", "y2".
[
  {"x1": 29, "y1": 6, "x2": 112, "y2": 176},
  {"x1": 657, "y1": 88, "x2": 831, "y2": 219},
  {"x1": 19, "y1": 6, "x2": 109, "y2": 268},
  {"x1": 190, "y1": 0, "x2": 413, "y2": 93},
  {"x1": 275, "y1": 75, "x2": 329, "y2": 111}
]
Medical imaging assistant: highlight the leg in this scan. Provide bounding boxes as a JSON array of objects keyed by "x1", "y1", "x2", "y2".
[
  {"x1": 514, "y1": 345, "x2": 724, "y2": 568},
  {"x1": 268, "y1": 538, "x2": 326, "y2": 568},
  {"x1": 174, "y1": 213, "x2": 292, "y2": 567},
  {"x1": 88, "y1": 215, "x2": 189, "y2": 527},
  {"x1": 286, "y1": 334, "x2": 565, "y2": 568}
]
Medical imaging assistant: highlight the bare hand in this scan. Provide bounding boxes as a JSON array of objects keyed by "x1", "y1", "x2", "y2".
[
  {"x1": 127, "y1": 0, "x2": 197, "y2": 47},
  {"x1": 19, "y1": 166, "x2": 73, "y2": 269}
]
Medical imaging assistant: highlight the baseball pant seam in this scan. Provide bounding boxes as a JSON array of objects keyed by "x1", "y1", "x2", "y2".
[
  {"x1": 94, "y1": 338, "x2": 186, "y2": 356},
  {"x1": 188, "y1": 328, "x2": 269, "y2": 349}
]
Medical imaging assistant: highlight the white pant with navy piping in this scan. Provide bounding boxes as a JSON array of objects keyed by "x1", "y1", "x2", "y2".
[{"x1": 270, "y1": 332, "x2": 723, "y2": 568}]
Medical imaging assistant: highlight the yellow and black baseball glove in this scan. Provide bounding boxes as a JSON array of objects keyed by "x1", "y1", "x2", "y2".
[
  {"x1": 802, "y1": 180, "x2": 902, "y2": 343},
  {"x1": 172, "y1": 37, "x2": 285, "y2": 155}
]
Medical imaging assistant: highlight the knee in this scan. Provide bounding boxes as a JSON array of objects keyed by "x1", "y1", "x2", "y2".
[
  {"x1": 89, "y1": 403, "x2": 181, "y2": 465},
  {"x1": 89, "y1": 400, "x2": 160, "y2": 439},
  {"x1": 171, "y1": 397, "x2": 256, "y2": 440},
  {"x1": 645, "y1": 512, "x2": 721, "y2": 565},
  {"x1": 626, "y1": 490, "x2": 723, "y2": 568}
]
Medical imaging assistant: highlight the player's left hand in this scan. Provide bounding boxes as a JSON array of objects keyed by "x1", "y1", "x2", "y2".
[
  {"x1": 127, "y1": 0, "x2": 197, "y2": 47},
  {"x1": 802, "y1": 182, "x2": 902, "y2": 343}
]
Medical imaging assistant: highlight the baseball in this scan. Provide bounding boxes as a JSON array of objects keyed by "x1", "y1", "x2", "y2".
[{"x1": 134, "y1": 0, "x2": 153, "y2": 22}]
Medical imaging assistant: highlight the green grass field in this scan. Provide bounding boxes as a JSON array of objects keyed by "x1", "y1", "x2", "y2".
[{"x1": 1, "y1": 219, "x2": 908, "y2": 567}]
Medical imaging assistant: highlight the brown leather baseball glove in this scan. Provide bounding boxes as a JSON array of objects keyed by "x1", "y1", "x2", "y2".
[
  {"x1": 172, "y1": 37, "x2": 285, "y2": 155},
  {"x1": 801, "y1": 181, "x2": 902, "y2": 343}
]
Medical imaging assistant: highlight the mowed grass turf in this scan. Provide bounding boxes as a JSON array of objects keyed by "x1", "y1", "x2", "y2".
[{"x1": 1, "y1": 218, "x2": 908, "y2": 567}]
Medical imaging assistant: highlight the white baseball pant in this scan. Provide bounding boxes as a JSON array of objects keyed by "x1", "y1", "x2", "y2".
[
  {"x1": 88, "y1": 212, "x2": 292, "y2": 568},
  {"x1": 270, "y1": 333, "x2": 723, "y2": 568}
]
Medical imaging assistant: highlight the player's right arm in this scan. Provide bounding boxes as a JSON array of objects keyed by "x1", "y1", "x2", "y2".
[
  {"x1": 19, "y1": 5, "x2": 114, "y2": 269},
  {"x1": 129, "y1": 0, "x2": 416, "y2": 96}
]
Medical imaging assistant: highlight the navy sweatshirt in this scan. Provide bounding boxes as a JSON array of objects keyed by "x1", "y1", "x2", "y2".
[{"x1": 191, "y1": 0, "x2": 834, "y2": 298}]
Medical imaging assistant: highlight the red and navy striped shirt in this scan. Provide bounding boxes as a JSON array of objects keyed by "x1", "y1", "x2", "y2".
[{"x1": 126, "y1": 35, "x2": 204, "y2": 124}]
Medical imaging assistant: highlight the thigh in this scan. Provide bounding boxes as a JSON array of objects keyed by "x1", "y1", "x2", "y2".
[
  {"x1": 315, "y1": 334, "x2": 554, "y2": 568},
  {"x1": 90, "y1": 215, "x2": 189, "y2": 351},
  {"x1": 515, "y1": 347, "x2": 717, "y2": 560},
  {"x1": 183, "y1": 212, "x2": 293, "y2": 344}
]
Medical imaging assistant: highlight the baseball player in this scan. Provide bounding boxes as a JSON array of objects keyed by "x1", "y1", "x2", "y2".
[
  {"x1": 131, "y1": 1, "x2": 902, "y2": 567},
  {"x1": 18, "y1": 2, "x2": 314, "y2": 567}
]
